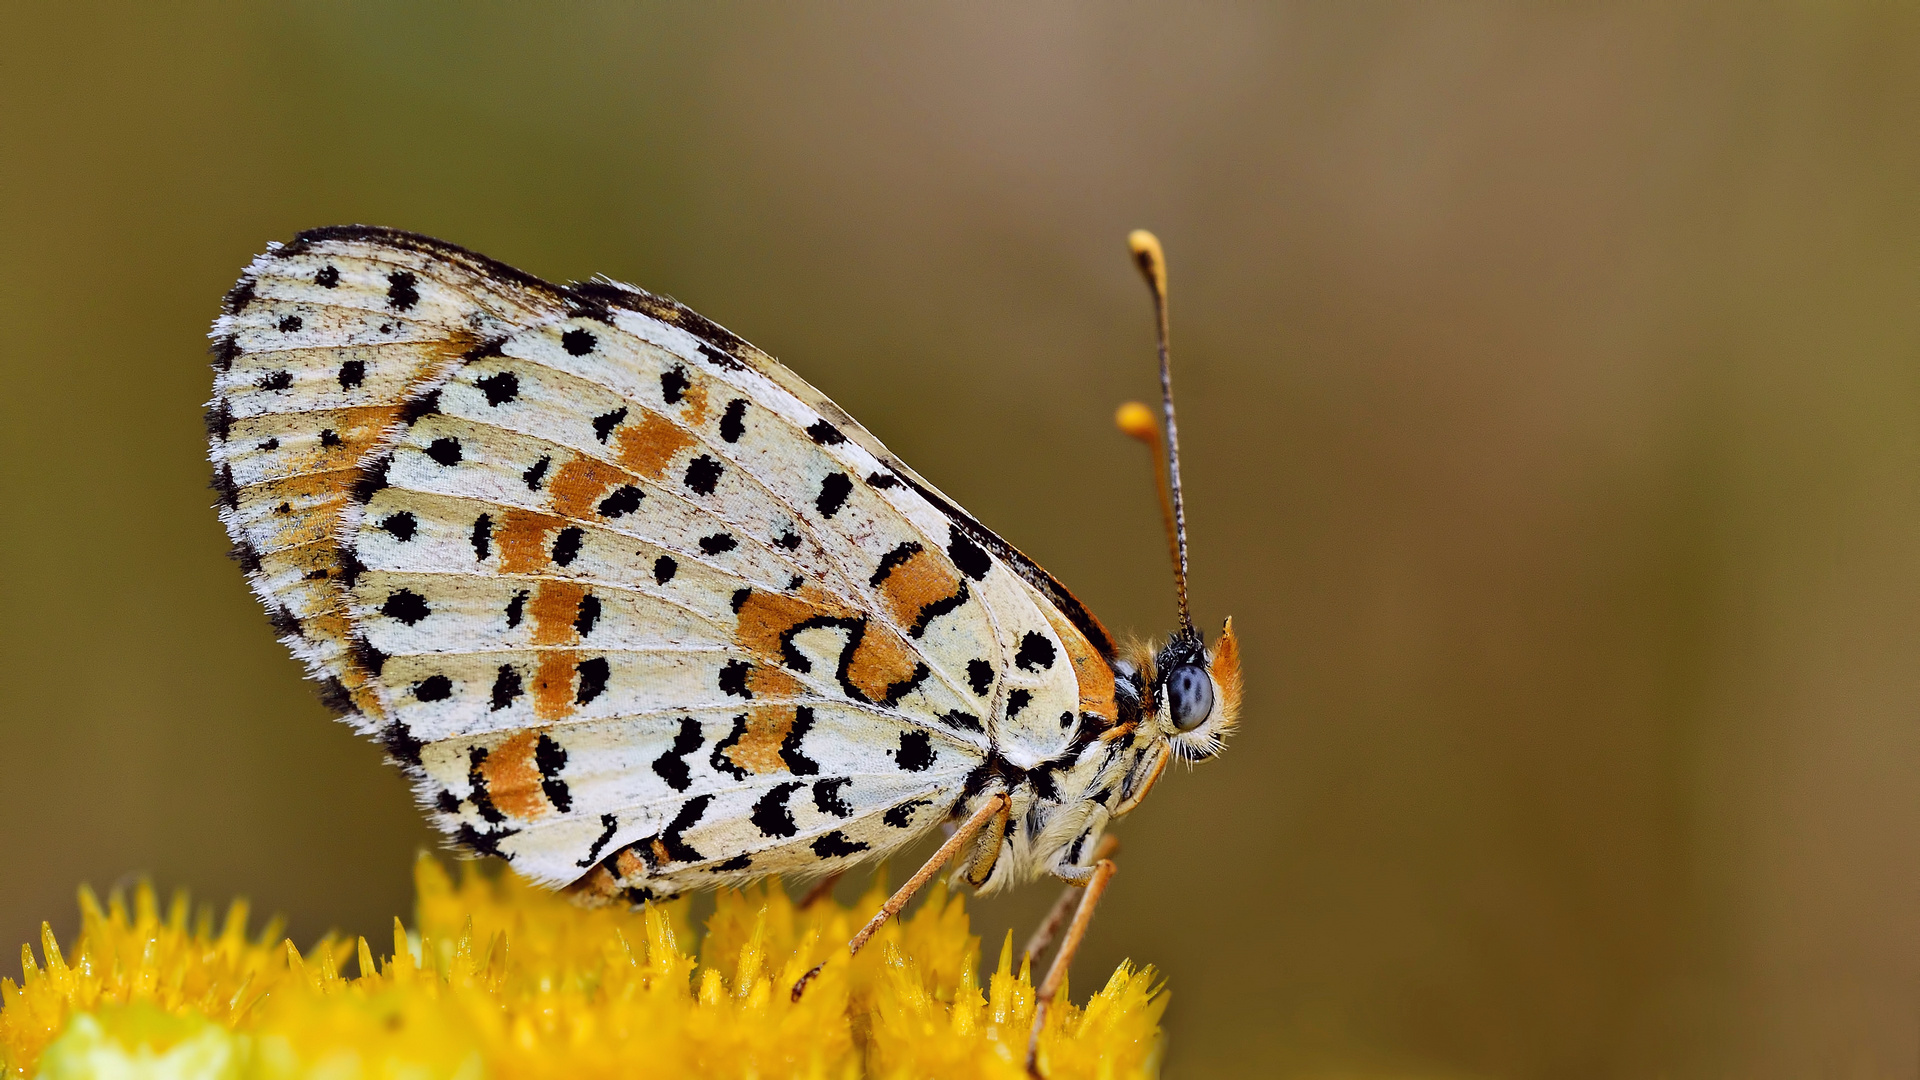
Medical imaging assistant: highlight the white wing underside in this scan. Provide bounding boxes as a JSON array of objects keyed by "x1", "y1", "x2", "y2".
[{"x1": 208, "y1": 229, "x2": 1107, "y2": 897}]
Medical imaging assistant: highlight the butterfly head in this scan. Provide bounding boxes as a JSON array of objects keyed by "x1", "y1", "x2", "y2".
[{"x1": 1139, "y1": 618, "x2": 1241, "y2": 761}]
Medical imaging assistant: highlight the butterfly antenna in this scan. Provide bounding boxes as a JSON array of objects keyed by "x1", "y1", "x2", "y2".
[{"x1": 1120, "y1": 229, "x2": 1194, "y2": 637}]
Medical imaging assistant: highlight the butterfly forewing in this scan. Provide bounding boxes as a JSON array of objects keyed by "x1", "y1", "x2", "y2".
[{"x1": 209, "y1": 227, "x2": 1108, "y2": 899}]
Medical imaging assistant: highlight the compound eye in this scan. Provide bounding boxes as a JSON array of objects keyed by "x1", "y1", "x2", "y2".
[{"x1": 1166, "y1": 664, "x2": 1214, "y2": 731}]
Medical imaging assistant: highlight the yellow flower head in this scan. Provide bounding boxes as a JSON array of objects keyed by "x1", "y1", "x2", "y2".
[{"x1": 3, "y1": 858, "x2": 1165, "y2": 1079}]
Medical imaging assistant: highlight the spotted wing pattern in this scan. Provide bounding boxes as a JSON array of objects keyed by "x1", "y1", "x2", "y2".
[{"x1": 208, "y1": 227, "x2": 1118, "y2": 898}]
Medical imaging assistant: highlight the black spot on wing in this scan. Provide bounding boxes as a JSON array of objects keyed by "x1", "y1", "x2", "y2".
[
  {"x1": 317, "y1": 677, "x2": 352, "y2": 715},
  {"x1": 1015, "y1": 631, "x2": 1056, "y2": 672},
  {"x1": 386, "y1": 271, "x2": 419, "y2": 310},
  {"x1": 209, "y1": 333, "x2": 239, "y2": 371},
  {"x1": 781, "y1": 707, "x2": 820, "y2": 775},
  {"x1": 436, "y1": 790, "x2": 461, "y2": 813},
  {"x1": 351, "y1": 456, "x2": 391, "y2": 502},
  {"x1": 816, "y1": 472, "x2": 852, "y2": 518},
  {"x1": 212, "y1": 465, "x2": 240, "y2": 510},
  {"x1": 471, "y1": 514, "x2": 492, "y2": 560},
  {"x1": 713, "y1": 854, "x2": 753, "y2": 872},
  {"x1": 660, "y1": 365, "x2": 688, "y2": 404},
  {"x1": 894, "y1": 730, "x2": 934, "y2": 773},
  {"x1": 277, "y1": 315, "x2": 302, "y2": 332},
  {"x1": 491, "y1": 664, "x2": 523, "y2": 710},
  {"x1": 699, "y1": 532, "x2": 736, "y2": 555},
  {"x1": 719, "y1": 399, "x2": 747, "y2": 442},
  {"x1": 455, "y1": 824, "x2": 518, "y2": 858},
  {"x1": 269, "y1": 606, "x2": 302, "y2": 638},
  {"x1": 536, "y1": 733, "x2": 571, "y2": 812},
  {"x1": 562, "y1": 328, "x2": 597, "y2": 356},
  {"x1": 885, "y1": 799, "x2": 933, "y2": 829},
  {"x1": 947, "y1": 527, "x2": 991, "y2": 581},
  {"x1": 719, "y1": 660, "x2": 750, "y2": 699},
  {"x1": 869, "y1": 541, "x2": 923, "y2": 587},
  {"x1": 228, "y1": 538, "x2": 261, "y2": 573},
  {"x1": 204, "y1": 400, "x2": 231, "y2": 441},
  {"x1": 696, "y1": 342, "x2": 741, "y2": 371},
  {"x1": 577, "y1": 813, "x2": 619, "y2": 867},
  {"x1": 379, "y1": 512, "x2": 417, "y2": 541},
  {"x1": 552, "y1": 527, "x2": 584, "y2": 566},
  {"x1": 653, "y1": 555, "x2": 677, "y2": 583},
  {"x1": 731, "y1": 589, "x2": 752, "y2": 613},
  {"x1": 319, "y1": 428, "x2": 342, "y2": 448},
  {"x1": 574, "y1": 657, "x2": 610, "y2": 704},
  {"x1": 710, "y1": 715, "x2": 751, "y2": 781},
  {"x1": 813, "y1": 778, "x2": 854, "y2": 818},
  {"x1": 350, "y1": 637, "x2": 388, "y2": 676},
  {"x1": 751, "y1": 782, "x2": 805, "y2": 838},
  {"x1": 425, "y1": 436, "x2": 462, "y2": 466},
  {"x1": 476, "y1": 371, "x2": 519, "y2": 406},
  {"x1": 882, "y1": 663, "x2": 930, "y2": 705},
  {"x1": 258, "y1": 369, "x2": 293, "y2": 392},
  {"x1": 337, "y1": 359, "x2": 365, "y2": 389},
  {"x1": 505, "y1": 590, "x2": 527, "y2": 629},
  {"x1": 939, "y1": 709, "x2": 984, "y2": 733},
  {"x1": 906, "y1": 580, "x2": 969, "y2": 639},
  {"x1": 399, "y1": 389, "x2": 442, "y2": 424},
  {"x1": 597, "y1": 485, "x2": 643, "y2": 518},
  {"x1": 535, "y1": 736, "x2": 567, "y2": 779},
  {"x1": 314, "y1": 265, "x2": 340, "y2": 288},
  {"x1": 1006, "y1": 689, "x2": 1032, "y2": 719},
  {"x1": 661, "y1": 795, "x2": 710, "y2": 862},
  {"x1": 967, "y1": 659, "x2": 993, "y2": 697},
  {"x1": 381, "y1": 722, "x2": 423, "y2": 766},
  {"x1": 573, "y1": 593, "x2": 601, "y2": 637},
  {"x1": 382, "y1": 589, "x2": 430, "y2": 626},
  {"x1": 683, "y1": 455, "x2": 723, "y2": 495},
  {"x1": 223, "y1": 278, "x2": 255, "y2": 314},
  {"x1": 468, "y1": 746, "x2": 503, "y2": 823},
  {"x1": 592, "y1": 408, "x2": 627, "y2": 443},
  {"x1": 807, "y1": 419, "x2": 845, "y2": 445},
  {"x1": 774, "y1": 530, "x2": 801, "y2": 551},
  {"x1": 522, "y1": 456, "x2": 551, "y2": 491},
  {"x1": 867, "y1": 471, "x2": 900, "y2": 489},
  {"x1": 651, "y1": 717, "x2": 703, "y2": 792},
  {"x1": 812, "y1": 831, "x2": 869, "y2": 859}
]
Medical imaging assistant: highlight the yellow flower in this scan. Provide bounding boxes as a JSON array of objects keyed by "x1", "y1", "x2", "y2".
[{"x1": 2, "y1": 857, "x2": 1165, "y2": 1079}]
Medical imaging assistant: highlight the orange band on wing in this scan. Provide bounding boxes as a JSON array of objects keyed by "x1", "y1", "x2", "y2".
[
  {"x1": 614, "y1": 410, "x2": 696, "y2": 479},
  {"x1": 529, "y1": 580, "x2": 590, "y2": 646},
  {"x1": 478, "y1": 730, "x2": 549, "y2": 821}
]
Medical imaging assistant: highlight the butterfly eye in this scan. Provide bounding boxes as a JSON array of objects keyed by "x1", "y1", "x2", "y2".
[{"x1": 1166, "y1": 664, "x2": 1214, "y2": 731}]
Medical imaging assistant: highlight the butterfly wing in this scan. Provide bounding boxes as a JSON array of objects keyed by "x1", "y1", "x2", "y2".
[{"x1": 209, "y1": 227, "x2": 1117, "y2": 898}]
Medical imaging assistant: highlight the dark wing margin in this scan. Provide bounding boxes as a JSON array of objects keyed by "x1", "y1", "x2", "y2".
[{"x1": 270, "y1": 225, "x2": 1119, "y2": 660}]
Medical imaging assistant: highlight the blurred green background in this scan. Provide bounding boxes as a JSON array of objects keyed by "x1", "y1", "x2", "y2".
[{"x1": 4, "y1": 4, "x2": 1918, "y2": 1077}]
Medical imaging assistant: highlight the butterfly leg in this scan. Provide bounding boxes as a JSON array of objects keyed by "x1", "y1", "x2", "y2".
[
  {"x1": 1025, "y1": 857, "x2": 1118, "y2": 1079},
  {"x1": 1022, "y1": 834, "x2": 1119, "y2": 965},
  {"x1": 791, "y1": 790, "x2": 1012, "y2": 1001}
]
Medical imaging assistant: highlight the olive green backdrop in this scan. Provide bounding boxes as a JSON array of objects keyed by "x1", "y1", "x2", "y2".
[{"x1": 3, "y1": 4, "x2": 1917, "y2": 1077}]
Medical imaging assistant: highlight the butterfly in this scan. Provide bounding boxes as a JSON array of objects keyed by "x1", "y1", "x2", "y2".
[{"x1": 206, "y1": 225, "x2": 1238, "y2": 1066}]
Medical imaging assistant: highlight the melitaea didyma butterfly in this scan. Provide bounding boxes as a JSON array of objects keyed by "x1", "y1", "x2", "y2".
[{"x1": 206, "y1": 226, "x2": 1238, "y2": 1064}]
